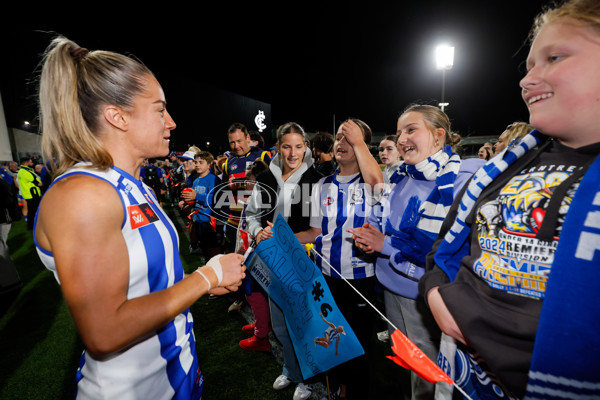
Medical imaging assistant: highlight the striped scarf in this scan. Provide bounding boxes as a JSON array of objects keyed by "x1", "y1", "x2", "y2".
[
  {"x1": 433, "y1": 129, "x2": 600, "y2": 399},
  {"x1": 384, "y1": 145, "x2": 461, "y2": 267},
  {"x1": 433, "y1": 131, "x2": 544, "y2": 281},
  {"x1": 395, "y1": 145, "x2": 461, "y2": 235}
]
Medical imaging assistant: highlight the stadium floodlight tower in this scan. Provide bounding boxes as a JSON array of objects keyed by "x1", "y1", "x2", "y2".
[{"x1": 435, "y1": 44, "x2": 454, "y2": 112}]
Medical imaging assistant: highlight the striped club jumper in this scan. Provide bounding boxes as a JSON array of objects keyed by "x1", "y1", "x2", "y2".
[{"x1": 35, "y1": 165, "x2": 202, "y2": 400}]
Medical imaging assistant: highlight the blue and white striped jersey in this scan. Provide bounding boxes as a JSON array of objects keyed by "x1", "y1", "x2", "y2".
[
  {"x1": 35, "y1": 164, "x2": 202, "y2": 400},
  {"x1": 310, "y1": 172, "x2": 376, "y2": 280},
  {"x1": 324, "y1": 325, "x2": 341, "y2": 343}
]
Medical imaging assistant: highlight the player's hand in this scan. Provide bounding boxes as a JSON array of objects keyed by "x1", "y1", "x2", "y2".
[{"x1": 215, "y1": 253, "x2": 246, "y2": 288}]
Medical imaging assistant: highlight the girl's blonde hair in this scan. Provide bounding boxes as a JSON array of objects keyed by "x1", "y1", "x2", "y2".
[
  {"x1": 505, "y1": 121, "x2": 534, "y2": 144},
  {"x1": 38, "y1": 36, "x2": 153, "y2": 178},
  {"x1": 401, "y1": 104, "x2": 462, "y2": 147},
  {"x1": 531, "y1": 0, "x2": 600, "y2": 40}
]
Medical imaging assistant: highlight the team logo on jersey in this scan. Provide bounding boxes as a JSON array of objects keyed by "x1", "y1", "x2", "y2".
[
  {"x1": 128, "y1": 203, "x2": 160, "y2": 229},
  {"x1": 323, "y1": 196, "x2": 335, "y2": 206},
  {"x1": 350, "y1": 187, "x2": 364, "y2": 205}
]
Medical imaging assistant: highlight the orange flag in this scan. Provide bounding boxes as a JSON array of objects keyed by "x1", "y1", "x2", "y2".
[{"x1": 387, "y1": 329, "x2": 453, "y2": 385}]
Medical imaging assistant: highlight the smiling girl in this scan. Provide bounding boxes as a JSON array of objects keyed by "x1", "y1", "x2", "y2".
[
  {"x1": 349, "y1": 104, "x2": 483, "y2": 399},
  {"x1": 245, "y1": 122, "x2": 323, "y2": 400},
  {"x1": 420, "y1": 0, "x2": 600, "y2": 398}
]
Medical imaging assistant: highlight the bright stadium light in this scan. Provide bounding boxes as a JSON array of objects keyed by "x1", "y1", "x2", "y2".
[
  {"x1": 435, "y1": 45, "x2": 454, "y2": 111},
  {"x1": 436, "y1": 45, "x2": 454, "y2": 70}
]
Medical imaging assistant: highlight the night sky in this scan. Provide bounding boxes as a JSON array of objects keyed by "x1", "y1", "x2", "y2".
[{"x1": 2, "y1": 1, "x2": 549, "y2": 153}]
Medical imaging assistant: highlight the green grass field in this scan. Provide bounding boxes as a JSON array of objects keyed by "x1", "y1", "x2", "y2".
[{"x1": 0, "y1": 207, "x2": 407, "y2": 399}]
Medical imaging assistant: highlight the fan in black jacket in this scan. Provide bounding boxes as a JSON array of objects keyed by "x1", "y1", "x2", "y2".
[{"x1": 245, "y1": 122, "x2": 322, "y2": 400}]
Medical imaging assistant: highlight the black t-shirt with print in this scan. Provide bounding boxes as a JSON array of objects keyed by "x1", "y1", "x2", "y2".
[{"x1": 427, "y1": 139, "x2": 600, "y2": 398}]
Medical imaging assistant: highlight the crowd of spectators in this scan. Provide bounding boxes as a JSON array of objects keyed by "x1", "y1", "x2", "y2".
[
  {"x1": 4, "y1": 1, "x2": 600, "y2": 396},
  {"x1": 0, "y1": 120, "x2": 533, "y2": 390},
  {"x1": 0, "y1": 116, "x2": 543, "y2": 400}
]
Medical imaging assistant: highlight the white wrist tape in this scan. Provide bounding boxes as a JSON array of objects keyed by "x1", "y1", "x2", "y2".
[
  {"x1": 205, "y1": 254, "x2": 224, "y2": 286},
  {"x1": 194, "y1": 269, "x2": 212, "y2": 290}
]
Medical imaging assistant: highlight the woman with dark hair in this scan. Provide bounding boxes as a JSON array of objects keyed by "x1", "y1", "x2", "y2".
[{"x1": 311, "y1": 131, "x2": 337, "y2": 176}]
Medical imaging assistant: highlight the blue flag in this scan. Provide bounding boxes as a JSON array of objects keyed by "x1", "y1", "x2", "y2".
[{"x1": 246, "y1": 214, "x2": 364, "y2": 379}]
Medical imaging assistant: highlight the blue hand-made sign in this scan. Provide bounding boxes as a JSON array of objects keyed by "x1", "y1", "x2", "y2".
[{"x1": 246, "y1": 214, "x2": 364, "y2": 379}]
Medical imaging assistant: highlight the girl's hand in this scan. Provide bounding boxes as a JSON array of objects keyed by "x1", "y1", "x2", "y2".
[
  {"x1": 340, "y1": 120, "x2": 365, "y2": 147},
  {"x1": 256, "y1": 221, "x2": 274, "y2": 244},
  {"x1": 347, "y1": 222, "x2": 384, "y2": 253}
]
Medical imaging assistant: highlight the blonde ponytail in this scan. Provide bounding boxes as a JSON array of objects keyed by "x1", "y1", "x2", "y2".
[{"x1": 38, "y1": 36, "x2": 153, "y2": 178}]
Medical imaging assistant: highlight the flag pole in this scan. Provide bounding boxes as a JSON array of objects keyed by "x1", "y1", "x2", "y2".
[
  {"x1": 309, "y1": 247, "x2": 397, "y2": 331},
  {"x1": 310, "y1": 247, "x2": 473, "y2": 400}
]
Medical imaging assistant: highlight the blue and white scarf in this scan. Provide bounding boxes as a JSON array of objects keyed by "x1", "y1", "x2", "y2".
[
  {"x1": 433, "y1": 131, "x2": 544, "y2": 281},
  {"x1": 385, "y1": 145, "x2": 461, "y2": 267},
  {"x1": 434, "y1": 130, "x2": 600, "y2": 399}
]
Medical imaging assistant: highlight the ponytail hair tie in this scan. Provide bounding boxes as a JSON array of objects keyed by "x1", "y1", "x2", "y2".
[{"x1": 69, "y1": 45, "x2": 89, "y2": 62}]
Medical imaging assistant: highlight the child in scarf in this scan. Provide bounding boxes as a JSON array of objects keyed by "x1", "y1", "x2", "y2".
[
  {"x1": 420, "y1": 1, "x2": 600, "y2": 398},
  {"x1": 349, "y1": 104, "x2": 483, "y2": 399}
]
